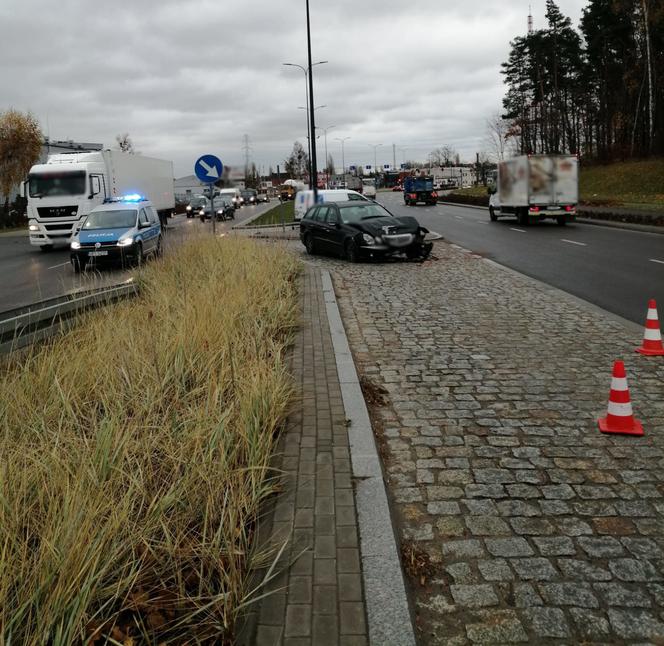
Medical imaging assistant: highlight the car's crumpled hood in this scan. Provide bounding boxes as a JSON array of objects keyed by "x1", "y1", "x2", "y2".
[{"x1": 349, "y1": 216, "x2": 421, "y2": 237}]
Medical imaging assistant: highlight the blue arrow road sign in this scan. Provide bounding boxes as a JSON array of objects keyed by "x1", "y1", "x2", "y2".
[{"x1": 195, "y1": 154, "x2": 223, "y2": 183}]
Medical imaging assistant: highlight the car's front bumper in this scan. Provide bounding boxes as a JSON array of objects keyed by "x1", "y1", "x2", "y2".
[{"x1": 71, "y1": 245, "x2": 138, "y2": 265}]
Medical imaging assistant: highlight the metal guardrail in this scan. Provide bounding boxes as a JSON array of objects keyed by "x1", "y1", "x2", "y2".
[{"x1": 0, "y1": 282, "x2": 138, "y2": 355}]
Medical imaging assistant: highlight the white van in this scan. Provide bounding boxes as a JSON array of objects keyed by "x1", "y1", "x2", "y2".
[
  {"x1": 217, "y1": 188, "x2": 242, "y2": 208},
  {"x1": 294, "y1": 189, "x2": 368, "y2": 221}
]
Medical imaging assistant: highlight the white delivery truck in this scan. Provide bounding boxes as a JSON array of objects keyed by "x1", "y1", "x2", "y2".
[
  {"x1": 25, "y1": 150, "x2": 174, "y2": 250},
  {"x1": 488, "y1": 155, "x2": 578, "y2": 226}
]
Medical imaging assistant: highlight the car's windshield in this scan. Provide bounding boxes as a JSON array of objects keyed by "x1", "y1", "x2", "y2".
[
  {"x1": 29, "y1": 171, "x2": 87, "y2": 198},
  {"x1": 83, "y1": 209, "x2": 137, "y2": 230},
  {"x1": 241, "y1": 191, "x2": 255, "y2": 198},
  {"x1": 339, "y1": 203, "x2": 392, "y2": 224},
  {"x1": 190, "y1": 196, "x2": 209, "y2": 208},
  {"x1": 218, "y1": 197, "x2": 232, "y2": 206},
  {"x1": 362, "y1": 180, "x2": 374, "y2": 186}
]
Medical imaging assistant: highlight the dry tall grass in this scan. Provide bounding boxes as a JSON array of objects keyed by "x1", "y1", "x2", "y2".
[{"x1": 0, "y1": 236, "x2": 299, "y2": 644}]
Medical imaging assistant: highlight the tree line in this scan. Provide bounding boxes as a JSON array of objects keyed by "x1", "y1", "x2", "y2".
[{"x1": 502, "y1": 0, "x2": 663, "y2": 160}]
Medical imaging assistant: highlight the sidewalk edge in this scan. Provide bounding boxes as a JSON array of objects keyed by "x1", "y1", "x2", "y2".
[{"x1": 320, "y1": 269, "x2": 417, "y2": 646}]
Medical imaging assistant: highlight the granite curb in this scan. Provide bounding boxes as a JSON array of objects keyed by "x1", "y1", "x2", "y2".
[{"x1": 321, "y1": 269, "x2": 417, "y2": 646}]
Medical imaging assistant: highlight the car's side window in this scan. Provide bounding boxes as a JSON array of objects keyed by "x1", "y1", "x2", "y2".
[
  {"x1": 148, "y1": 207, "x2": 159, "y2": 224},
  {"x1": 348, "y1": 193, "x2": 363, "y2": 201},
  {"x1": 315, "y1": 206, "x2": 329, "y2": 222},
  {"x1": 325, "y1": 206, "x2": 339, "y2": 224},
  {"x1": 139, "y1": 209, "x2": 150, "y2": 226},
  {"x1": 305, "y1": 207, "x2": 318, "y2": 220}
]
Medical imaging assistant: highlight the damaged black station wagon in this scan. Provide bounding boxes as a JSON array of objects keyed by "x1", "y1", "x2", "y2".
[{"x1": 299, "y1": 201, "x2": 433, "y2": 262}]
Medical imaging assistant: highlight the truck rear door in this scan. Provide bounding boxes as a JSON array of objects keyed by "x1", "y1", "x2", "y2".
[
  {"x1": 553, "y1": 156, "x2": 578, "y2": 205},
  {"x1": 528, "y1": 156, "x2": 555, "y2": 206}
]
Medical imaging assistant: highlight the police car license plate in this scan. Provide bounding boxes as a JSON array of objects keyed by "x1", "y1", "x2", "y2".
[{"x1": 89, "y1": 250, "x2": 108, "y2": 257}]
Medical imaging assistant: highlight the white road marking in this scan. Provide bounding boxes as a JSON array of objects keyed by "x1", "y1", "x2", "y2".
[
  {"x1": 561, "y1": 239, "x2": 587, "y2": 246},
  {"x1": 510, "y1": 228, "x2": 526, "y2": 233},
  {"x1": 48, "y1": 262, "x2": 70, "y2": 269},
  {"x1": 650, "y1": 259, "x2": 664, "y2": 265},
  {"x1": 477, "y1": 221, "x2": 489, "y2": 224},
  {"x1": 455, "y1": 216, "x2": 463, "y2": 220}
]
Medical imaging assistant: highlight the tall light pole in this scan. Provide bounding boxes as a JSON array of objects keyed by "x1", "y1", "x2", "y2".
[
  {"x1": 317, "y1": 125, "x2": 336, "y2": 187},
  {"x1": 369, "y1": 143, "x2": 383, "y2": 176},
  {"x1": 283, "y1": 60, "x2": 327, "y2": 189},
  {"x1": 299, "y1": 105, "x2": 325, "y2": 175},
  {"x1": 335, "y1": 136, "x2": 350, "y2": 179},
  {"x1": 305, "y1": 0, "x2": 320, "y2": 201}
]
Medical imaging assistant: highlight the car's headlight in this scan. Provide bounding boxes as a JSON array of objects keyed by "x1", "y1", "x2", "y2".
[
  {"x1": 199, "y1": 209, "x2": 205, "y2": 215},
  {"x1": 117, "y1": 237, "x2": 134, "y2": 247},
  {"x1": 362, "y1": 233, "x2": 376, "y2": 245},
  {"x1": 29, "y1": 224, "x2": 39, "y2": 231},
  {"x1": 70, "y1": 240, "x2": 81, "y2": 250},
  {"x1": 186, "y1": 205, "x2": 192, "y2": 211}
]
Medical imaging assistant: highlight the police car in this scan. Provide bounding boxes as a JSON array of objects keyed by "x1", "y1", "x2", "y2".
[{"x1": 70, "y1": 195, "x2": 162, "y2": 272}]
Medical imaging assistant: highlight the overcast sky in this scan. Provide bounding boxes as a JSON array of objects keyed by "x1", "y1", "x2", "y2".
[{"x1": 2, "y1": 0, "x2": 588, "y2": 177}]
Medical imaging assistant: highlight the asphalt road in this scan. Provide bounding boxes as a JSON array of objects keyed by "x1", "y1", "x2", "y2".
[
  {"x1": 0, "y1": 203, "x2": 270, "y2": 313},
  {"x1": 377, "y1": 191, "x2": 664, "y2": 325}
]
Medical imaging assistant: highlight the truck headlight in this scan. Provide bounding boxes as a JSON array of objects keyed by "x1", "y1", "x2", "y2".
[
  {"x1": 70, "y1": 240, "x2": 81, "y2": 250},
  {"x1": 362, "y1": 233, "x2": 376, "y2": 245},
  {"x1": 29, "y1": 224, "x2": 39, "y2": 231},
  {"x1": 117, "y1": 237, "x2": 134, "y2": 247}
]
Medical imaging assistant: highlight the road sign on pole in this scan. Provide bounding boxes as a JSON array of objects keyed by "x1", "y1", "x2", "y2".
[{"x1": 194, "y1": 155, "x2": 223, "y2": 235}]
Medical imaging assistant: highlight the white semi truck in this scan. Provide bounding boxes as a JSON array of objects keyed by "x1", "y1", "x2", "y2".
[
  {"x1": 488, "y1": 155, "x2": 578, "y2": 226},
  {"x1": 25, "y1": 150, "x2": 174, "y2": 250}
]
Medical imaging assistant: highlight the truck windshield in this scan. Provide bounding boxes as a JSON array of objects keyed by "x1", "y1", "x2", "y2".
[
  {"x1": 29, "y1": 171, "x2": 86, "y2": 198},
  {"x1": 83, "y1": 209, "x2": 137, "y2": 230}
]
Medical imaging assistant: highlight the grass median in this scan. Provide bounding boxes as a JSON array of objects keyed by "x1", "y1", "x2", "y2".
[
  {"x1": 0, "y1": 235, "x2": 299, "y2": 643},
  {"x1": 249, "y1": 200, "x2": 295, "y2": 226}
]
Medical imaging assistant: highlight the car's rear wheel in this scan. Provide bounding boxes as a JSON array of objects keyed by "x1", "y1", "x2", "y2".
[
  {"x1": 489, "y1": 206, "x2": 497, "y2": 222},
  {"x1": 345, "y1": 239, "x2": 360, "y2": 263},
  {"x1": 518, "y1": 209, "x2": 529, "y2": 226},
  {"x1": 304, "y1": 233, "x2": 316, "y2": 255}
]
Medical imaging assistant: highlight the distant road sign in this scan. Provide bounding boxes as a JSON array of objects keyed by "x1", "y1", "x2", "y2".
[{"x1": 194, "y1": 154, "x2": 223, "y2": 184}]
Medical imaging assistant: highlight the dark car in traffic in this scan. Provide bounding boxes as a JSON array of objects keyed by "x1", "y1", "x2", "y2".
[
  {"x1": 299, "y1": 201, "x2": 432, "y2": 262},
  {"x1": 241, "y1": 189, "x2": 259, "y2": 206},
  {"x1": 214, "y1": 195, "x2": 235, "y2": 221}
]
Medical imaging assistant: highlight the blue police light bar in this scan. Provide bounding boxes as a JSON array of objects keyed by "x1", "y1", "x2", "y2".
[{"x1": 121, "y1": 193, "x2": 144, "y2": 202}]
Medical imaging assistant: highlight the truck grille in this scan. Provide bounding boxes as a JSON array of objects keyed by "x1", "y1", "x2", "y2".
[
  {"x1": 37, "y1": 206, "x2": 78, "y2": 218},
  {"x1": 43, "y1": 223, "x2": 73, "y2": 232}
]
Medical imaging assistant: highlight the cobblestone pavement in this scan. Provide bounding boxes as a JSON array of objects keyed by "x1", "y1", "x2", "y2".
[{"x1": 313, "y1": 240, "x2": 664, "y2": 644}]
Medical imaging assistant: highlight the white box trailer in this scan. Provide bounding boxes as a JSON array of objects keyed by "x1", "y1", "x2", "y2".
[
  {"x1": 26, "y1": 150, "x2": 174, "y2": 249},
  {"x1": 488, "y1": 155, "x2": 578, "y2": 226}
]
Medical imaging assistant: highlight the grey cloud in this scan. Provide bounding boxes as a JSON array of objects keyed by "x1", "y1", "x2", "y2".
[{"x1": 2, "y1": 0, "x2": 587, "y2": 175}]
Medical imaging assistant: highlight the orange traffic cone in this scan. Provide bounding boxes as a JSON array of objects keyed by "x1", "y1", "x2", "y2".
[
  {"x1": 598, "y1": 361, "x2": 643, "y2": 436},
  {"x1": 636, "y1": 299, "x2": 664, "y2": 356}
]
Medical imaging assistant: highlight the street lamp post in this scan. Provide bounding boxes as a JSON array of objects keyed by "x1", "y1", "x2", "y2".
[
  {"x1": 369, "y1": 143, "x2": 383, "y2": 177},
  {"x1": 317, "y1": 125, "x2": 336, "y2": 187},
  {"x1": 283, "y1": 60, "x2": 327, "y2": 189},
  {"x1": 299, "y1": 105, "x2": 326, "y2": 177},
  {"x1": 334, "y1": 136, "x2": 350, "y2": 182},
  {"x1": 305, "y1": 0, "x2": 319, "y2": 201}
]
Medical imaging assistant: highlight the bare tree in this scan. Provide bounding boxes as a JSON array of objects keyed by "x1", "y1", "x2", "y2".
[
  {"x1": 484, "y1": 113, "x2": 516, "y2": 162},
  {"x1": 429, "y1": 145, "x2": 458, "y2": 166},
  {"x1": 0, "y1": 109, "x2": 42, "y2": 224},
  {"x1": 115, "y1": 133, "x2": 135, "y2": 153}
]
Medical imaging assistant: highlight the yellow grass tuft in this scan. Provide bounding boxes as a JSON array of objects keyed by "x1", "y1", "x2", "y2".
[{"x1": 0, "y1": 235, "x2": 299, "y2": 644}]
